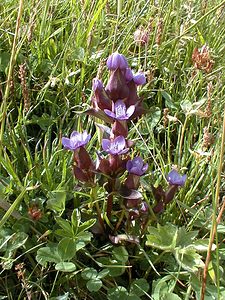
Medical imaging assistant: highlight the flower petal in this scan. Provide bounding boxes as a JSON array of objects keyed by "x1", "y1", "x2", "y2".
[
  {"x1": 102, "y1": 139, "x2": 111, "y2": 152},
  {"x1": 104, "y1": 109, "x2": 116, "y2": 119},
  {"x1": 114, "y1": 135, "x2": 126, "y2": 151},
  {"x1": 62, "y1": 137, "x2": 71, "y2": 149},
  {"x1": 126, "y1": 105, "x2": 135, "y2": 118}
]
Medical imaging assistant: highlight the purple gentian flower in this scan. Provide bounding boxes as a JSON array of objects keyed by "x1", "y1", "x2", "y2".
[
  {"x1": 62, "y1": 131, "x2": 91, "y2": 151},
  {"x1": 104, "y1": 100, "x2": 135, "y2": 120},
  {"x1": 107, "y1": 52, "x2": 128, "y2": 70},
  {"x1": 102, "y1": 136, "x2": 129, "y2": 155},
  {"x1": 133, "y1": 73, "x2": 146, "y2": 85},
  {"x1": 126, "y1": 157, "x2": 148, "y2": 176},
  {"x1": 167, "y1": 170, "x2": 187, "y2": 186}
]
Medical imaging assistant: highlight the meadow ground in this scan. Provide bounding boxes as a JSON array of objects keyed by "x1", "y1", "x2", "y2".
[{"x1": 0, "y1": 0, "x2": 225, "y2": 299}]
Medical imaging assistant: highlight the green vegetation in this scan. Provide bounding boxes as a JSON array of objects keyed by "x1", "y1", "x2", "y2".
[{"x1": 0, "y1": 0, "x2": 225, "y2": 299}]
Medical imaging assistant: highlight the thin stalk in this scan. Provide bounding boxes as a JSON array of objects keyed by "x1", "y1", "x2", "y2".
[
  {"x1": 179, "y1": 116, "x2": 189, "y2": 161},
  {"x1": 201, "y1": 107, "x2": 225, "y2": 300},
  {"x1": 0, "y1": 0, "x2": 24, "y2": 145},
  {"x1": 113, "y1": 208, "x2": 125, "y2": 233},
  {"x1": 91, "y1": 187, "x2": 105, "y2": 232},
  {"x1": 117, "y1": 0, "x2": 123, "y2": 18}
]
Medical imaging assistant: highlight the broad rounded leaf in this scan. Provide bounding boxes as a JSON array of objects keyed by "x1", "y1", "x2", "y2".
[
  {"x1": 81, "y1": 267, "x2": 98, "y2": 280},
  {"x1": 130, "y1": 278, "x2": 149, "y2": 297},
  {"x1": 87, "y1": 279, "x2": 102, "y2": 292},
  {"x1": 57, "y1": 238, "x2": 76, "y2": 261},
  {"x1": 36, "y1": 246, "x2": 61, "y2": 267},
  {"x1": 112, "y1": 246, "x2": 128, "y2": 263},
  {"x1": 55, "y1": 262, "x2": 76, "y2": 272},
  {"x1": 108, "y1": 286, "x2": 129, "y2": 300}
]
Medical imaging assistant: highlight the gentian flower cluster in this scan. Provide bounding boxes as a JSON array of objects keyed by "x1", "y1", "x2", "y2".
[{"x1": 62, "y1": 52, "x2": 186, "y2": 240}]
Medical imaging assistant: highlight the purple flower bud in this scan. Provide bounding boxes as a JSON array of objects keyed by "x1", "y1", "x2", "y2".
[
  {"x1": 102, "y1": 136, "x2": 129, "y2": 155},
  {"x1": 133, "y1": 73, "x2": 146, "y2": 85},
  {"x1": 62, "y1": 131, "x2": 91, "y2": 151},
  {"x1": 125, "y1": 68, "x2": 133, "y2": 82},
  {"x1": 105, "y1": 69, "x2": 129, "y2": 101},
  {"x1": 92, "y1": 78, "x2": 103, "y2": 91},
  {"x1": 167, "y1": 169, "x2": 187, "y2": 186},
  {"x1": 107, "y1": 52, "x2": 128, "y2": 70},
  {"x1": 104, "y1": 100, "x2": 135, "y2": 120},
  {"x1": 126, "y1": 157, "x2": 148, "y2": 176}
]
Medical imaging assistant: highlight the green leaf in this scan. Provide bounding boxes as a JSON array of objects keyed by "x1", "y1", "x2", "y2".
[
  {"x1": 77, "y1": 219, "x2": 96, "y2": 234},
  {"x1": 97, "y1": 257, "x2": 126, "y2": 277},
  {"x1": 55, "y1": 217, "x2": 73, "y2": 236},
  {"x1": 162, "y1": 293, "x2": 182, "y2": 300},
  {"x1": 151, "y1": 275, "x2": 174, "y2": 300},
  {"x1": 81, "y1": 267, "x2": 98, "y2": 280},
  {"x1": 112, "y1": 246, "x2": 129, "y2": 263},
  {"x1": 57, "y1": 238, "x2": 76, "y2": 261},
  {"x1": 72, "y1": 47, "x2": 85, "y2": 61},
  {"x1": 108, "y1": 261, "x2": 125, "y2": 277},
  {"x1": 146, "y1": 223, "x2": 178, "y2": 251},
  {"x1": 0, "y1": 52, "x2": 10, "y2": 73},
  {"x1": 31, "y1": 113, "x2": 54, "y2": 130},
  {"x1": 86, "y1": 278, "x2": 102, "y2": 292},
  {"x1": 174, "y1": 247, "x2": 204, "y2": 272},
  {"x1": 36, "y1": 246, "x2": 61, "y2": 267},
  {"x1": 6, "y1": 232, "x2": 28, "y2": 252},
  {"x1": 55, "y1": 262, "x2": 76, "y2": 272},
  {"x1": 47, "y1": 191, "x2": 66, "y2": 214},
  {"x1": 108, "y1": 286, "x2": 129, "y2": 300},
  {"x1": 161, "y1": 91, "x2": 177, "y2": 109},
  {"x1": 130, "y1": 278, "x2": 149, "y2": 297},
  {"x1": 176, "y1": 227, "x2": 198, "y2": 247},
  {"x1": 71, "y1": 209, "x2": 79, "y2": 233},
  {"x1": 98, "y1": 268, "x2": 109, "y2": 279},
  {"x1": 49, "y1": 292, "x2": 69, "y2": 300},
  {"x1": 147, "y1": 107, "x2": 161, "y2": 129},
  {"x1": 76, "y1": 231, "x2": 93, "y2": 241},
  {"x1": 75, "y1": 240, "x2": 86, "y2": 251},
  {"x1": 191, "y1": 239, "x2": 216, "y2": 252}
]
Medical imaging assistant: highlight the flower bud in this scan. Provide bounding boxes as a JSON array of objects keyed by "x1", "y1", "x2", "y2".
[
  {"x1": 133, "y1": 73, "x2": 146, "y2": 85},
  {"x1": 107, "y1": 52, "x2": 128, "y2": 70}
]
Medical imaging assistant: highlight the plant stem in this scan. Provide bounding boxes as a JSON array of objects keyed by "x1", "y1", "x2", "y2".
[
  {"x1": 201, "y1": 107, "x2": 225, "y2": 300},
  {"x1": 91, "y1": 187, "x2": 105, "y2": 232},
  {"x1": 113, "y1": 208, "x2": 125, "y2": 233},
  {"x1": 106, "y1": 193, "x2": 113, "y2": 219},
  {"x1": 179, "y1": 116, "x2": 188, "y2": 161}
]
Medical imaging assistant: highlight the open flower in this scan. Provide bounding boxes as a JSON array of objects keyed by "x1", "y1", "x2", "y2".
[
  {"x1": 107, "y1": 52, "x2": 128, "y2": 70},
  {"x1": 167, "y1": 169, "x2": 187, "y2": 186},
  {"x1": 104, "y1": 100, "x2": 135, "y2": 120},
  {"x1": 102, "y1": 136, "x2": 129, "y2": 155},
  {"x1": 62, "y1": 131, "x2": 91, "y2": 151},
  {"x1": 126, "y1": 157, "x2": 148, "y2": 176}
]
